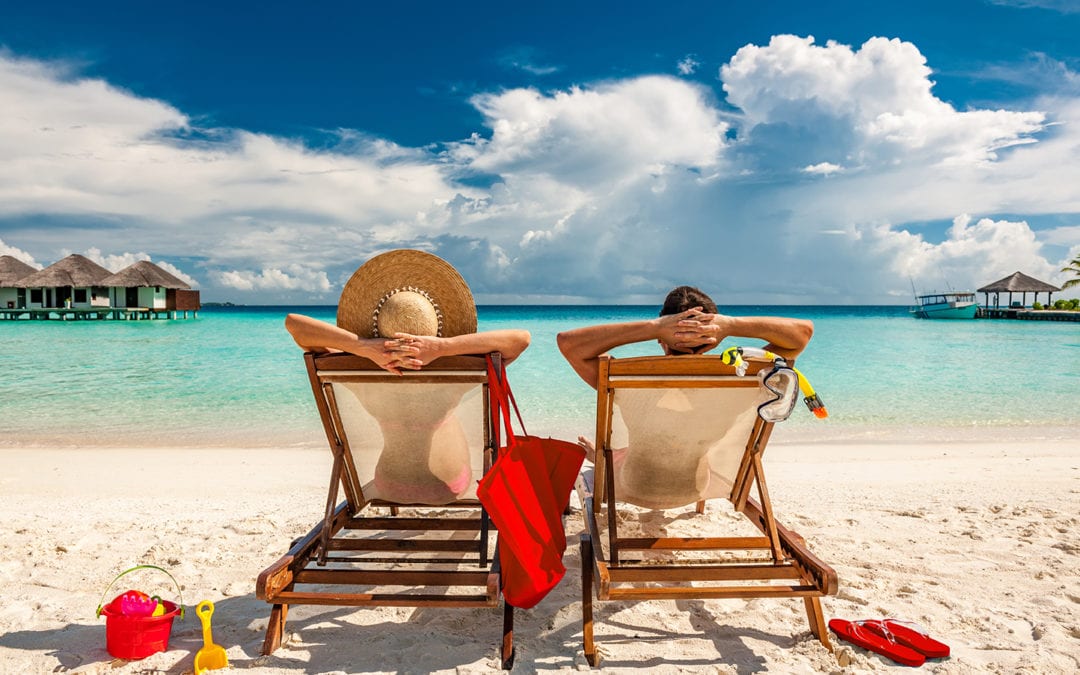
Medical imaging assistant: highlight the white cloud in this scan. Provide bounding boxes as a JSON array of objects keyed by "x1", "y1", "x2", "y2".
[
  {"x1": 73, "y1": 247, "x2": 199, "y2": 286},
  {"x1": 497, "y1": 47, "x2": 560, "y2": 76},
  {"x1": 2, "y1": 36, "x2": 1080, "y2": 304},
  {"x1": 0, "y1": 52, "x2": 466, "y2": 284},
  {"x1": 79, "y1": 247, "x2": 150, "y2": 272},
  {"x1": 803, "y1": 162, "x2": 843, "y2": 175},
  {"x1": 987, "y1": 0, "x2": 1080, "y2": 13},
  {"x1": 721, "y1": 35, "x2": 1046, "y2": 170},
  {"x1": 875, "y1": 214, "x2": 1059, "y2": 288},
  {"x1": 454, "y1": 76, "x2": 728, "y2": 186},
  {"x1": 977, "y1": 52, "x2": 1080, "y2": 95},
  {"x1": 0, "y1": 238, "x2": 39, "y2": 266},
  {"x1": 677, "y1": 55, "x2": 700, "y2": 75},
  {"x1": 212, "y1": 265, "x2": 331, "y2": 292},
  {"x1": 1040, "y1": 224, "x2": 1080, "y2": 246},
  {"x1": 154, "y1": 261, "x2": 198, "y2": 287}
]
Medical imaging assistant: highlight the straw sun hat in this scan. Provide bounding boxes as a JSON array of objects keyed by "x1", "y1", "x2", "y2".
[{"x1": 337, "y1": 249, "x2": 477, "y2": 339}]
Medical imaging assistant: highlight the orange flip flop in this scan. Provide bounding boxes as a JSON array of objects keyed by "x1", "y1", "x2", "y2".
[
  {"x1": 828, "y1": 618, "x2": 926, "y2": 667},
  {"x1": 860, "y1": 619, "x2": 950, "y2": 659}
]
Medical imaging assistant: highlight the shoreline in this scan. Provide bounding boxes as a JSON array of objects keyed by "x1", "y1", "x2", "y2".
[
  {"x1": 3, "y1": 420, "x2": 1077, "y2": 449},
  {"x1": 2, "y1": 438, "x2": 1078, "y2": 673}
]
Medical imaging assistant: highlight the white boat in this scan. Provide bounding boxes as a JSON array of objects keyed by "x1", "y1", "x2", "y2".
[{"x1": 910, "y1": 292, "x2": 978, "y2": 319}]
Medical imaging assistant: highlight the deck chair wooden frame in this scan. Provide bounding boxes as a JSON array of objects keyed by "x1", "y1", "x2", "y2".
[
  {"x1": 578, "y1": 354, "x2": 837, "y2": 666},
  {"x1": 257, "y1": 350, "x2": 514, "y2": 669}
]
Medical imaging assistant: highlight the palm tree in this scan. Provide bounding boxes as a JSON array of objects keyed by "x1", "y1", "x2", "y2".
[{"x1": 1063, "y1": 255, "x2": 1080, "y2": 289}]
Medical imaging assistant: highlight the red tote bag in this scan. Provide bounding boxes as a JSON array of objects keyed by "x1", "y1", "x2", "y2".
[{"x1": 477, "y1": 356, "x2": 586, "y2": 608}]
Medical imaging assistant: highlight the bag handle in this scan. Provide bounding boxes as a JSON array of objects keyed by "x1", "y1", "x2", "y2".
[
  {"x1": 95, "y1": 564, "x2": 185, "y2": 619},
  {"x1": 486, "y1": 355, "x2": 527, "y2": 446},
  {"x1": 486, "y1": 355, "x2": 513, "y2": 449}
]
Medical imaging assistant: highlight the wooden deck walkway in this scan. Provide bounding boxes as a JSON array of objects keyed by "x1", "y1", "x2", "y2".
[
  {"x1": 0, "y1": 307, "x2": 198, "y2": 321},
  {"x1": 977, "y1": 308, "x2": 1080, "y2": 322}
]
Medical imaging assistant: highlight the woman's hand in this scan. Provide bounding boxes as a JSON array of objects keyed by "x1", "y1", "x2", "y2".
[
  {"x1": 378, "y1": 333, "x2": 443, "y2": 371},
  {"x1": 372, "y1": 336, "x2": 426, "y2": 374}
]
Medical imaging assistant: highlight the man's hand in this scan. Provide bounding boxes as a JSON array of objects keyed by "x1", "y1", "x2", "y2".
[{"x1": 658, "y1": 308, "x2": 729, "y2": 353}]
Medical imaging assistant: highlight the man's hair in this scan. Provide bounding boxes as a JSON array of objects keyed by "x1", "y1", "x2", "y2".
[{"x1": 660, "y1": 285, "x2": 718, "y2": 316}]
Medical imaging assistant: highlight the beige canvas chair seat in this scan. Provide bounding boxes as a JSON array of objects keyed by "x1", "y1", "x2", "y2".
[
  {"x1": 257, "y1": 351, "x2": 514, "y2": 669},
  {"x1": 578, "y1": 354, "x2": 837, "y2": 666}
]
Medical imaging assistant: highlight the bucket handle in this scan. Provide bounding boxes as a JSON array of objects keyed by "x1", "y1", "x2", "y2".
[{"x1": 95, "y1": 564, "x2": 185, "y2": 619}]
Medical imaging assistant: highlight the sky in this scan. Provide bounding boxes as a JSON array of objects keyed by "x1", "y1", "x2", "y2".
[{"x1": 2, "y1": 0, "x2": 1080, "y2": 304}]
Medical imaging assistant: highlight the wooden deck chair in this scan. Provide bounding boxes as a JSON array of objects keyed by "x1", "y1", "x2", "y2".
[
  {"x1": 257, "y1": 350, "x2": 515, "y2": 669},
  {"x1": 578, "y1": 354, "x2": 837, "y2": 666}
]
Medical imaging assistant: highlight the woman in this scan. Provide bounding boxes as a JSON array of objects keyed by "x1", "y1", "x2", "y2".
[{"x1": 286, "y1": 249, "x2": 530, "y2": 504}]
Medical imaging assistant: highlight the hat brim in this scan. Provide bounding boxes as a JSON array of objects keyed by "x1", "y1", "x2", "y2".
[{"x1": 337, "y1": 249, "x2": 478, "y2": 338}]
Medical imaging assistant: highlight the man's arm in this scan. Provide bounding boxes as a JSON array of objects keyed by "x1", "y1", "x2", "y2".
[
  {"x1": 706, "y1": 314, "x2": 814, "y2": 361},
  {"x1": 557, "y1": 309, "x2": 814, "y2": 389},
  {"x1": 557, "y1": 309, "x2": 711, "y2": 389}
]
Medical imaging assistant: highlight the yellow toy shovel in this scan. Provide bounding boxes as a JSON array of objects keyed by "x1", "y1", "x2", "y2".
[{"x1": 193, "y1": 600, "x2": 228, "y2": 673}]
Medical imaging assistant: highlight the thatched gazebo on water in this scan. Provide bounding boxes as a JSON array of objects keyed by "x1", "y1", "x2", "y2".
[{"x1": 977, "y1": 271, "x2": 1060, "y2": 309}]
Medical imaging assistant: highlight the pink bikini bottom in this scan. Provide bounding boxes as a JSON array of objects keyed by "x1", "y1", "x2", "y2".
[{"x1": 371, "y1": 464, "x2": 473, "y2": 504}]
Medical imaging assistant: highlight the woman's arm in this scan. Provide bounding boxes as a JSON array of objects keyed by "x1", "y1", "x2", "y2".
[
  {"x1": 391, "y1": 329, "x2": 531, "y2": 366},
  {"x1": 285, "y1": 313, "x2": 421, "y2": 374},
  {"x1": 285, "y1": 313, "x2": 531, "y2": 373}
]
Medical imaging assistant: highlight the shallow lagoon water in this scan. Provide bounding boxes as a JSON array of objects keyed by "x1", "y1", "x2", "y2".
[{"x1": 1, "y1": 305, "x2": 1076, "y2": 447}]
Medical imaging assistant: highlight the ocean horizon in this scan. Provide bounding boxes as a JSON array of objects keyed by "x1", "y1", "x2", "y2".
[{"x1": 2, "y1": 304, "x2": 1077, "y2": 449}]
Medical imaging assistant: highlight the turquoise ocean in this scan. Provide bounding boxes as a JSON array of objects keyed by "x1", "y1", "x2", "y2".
[{"x1": 1, "y1": 305, "x2": 1077, "y2": 448}]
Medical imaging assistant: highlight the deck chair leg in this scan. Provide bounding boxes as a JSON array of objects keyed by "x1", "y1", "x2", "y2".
[
  {"x1": 261, "y1": 602, "x2": 288, "y2": 655},
  {"x1": 695, "y1": 499, "x2": 706, "y2": 514},
  {"x1": 804, "y1": 597, "x2": 832, "y2": 651},
  {"x1": 580, "y1": 534, "x2": 599, "y2": 667},
  {"x1": 500, "y1": 600, "x2": 515, "y2": 669}
]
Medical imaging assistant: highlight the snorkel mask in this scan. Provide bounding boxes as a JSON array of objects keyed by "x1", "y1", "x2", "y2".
[{"x1": 720, "y1": 346, "x2": 828, "y2": 423}]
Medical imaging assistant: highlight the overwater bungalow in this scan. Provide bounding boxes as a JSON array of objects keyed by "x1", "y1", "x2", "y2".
[
  {"x1": 13, "y1": 254, "x2": 112, "y2": 311},
  {"x1": 99, "y1": 260, "x2": 201, "y2": 316},
  {"x1": 3, "y1": 254, "x2": 200, "y2": 320},
  {"x1": 1, "y1": 255, "x2": 40, "y2": 309}
]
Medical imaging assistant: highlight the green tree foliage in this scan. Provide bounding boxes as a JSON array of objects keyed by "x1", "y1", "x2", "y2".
[{"x1": 1062, "y1": 255, "x2": 1080, "y2": 289}]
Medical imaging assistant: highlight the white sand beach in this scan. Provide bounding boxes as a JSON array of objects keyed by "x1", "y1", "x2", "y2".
[{"x1": 2, "y1": 438, "x2": 1077, "y2": 674}]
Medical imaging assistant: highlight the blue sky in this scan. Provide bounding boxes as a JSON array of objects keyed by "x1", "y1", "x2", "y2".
[{"x1": 2, "y1": 0, "x2": 1079, "y2": 303}]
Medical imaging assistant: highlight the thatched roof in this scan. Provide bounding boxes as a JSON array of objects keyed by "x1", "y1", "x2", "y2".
[
  {"x1": 977, "y1": 271, "x2": 1060, "y2": 293},
  {"x1": 15, "y1": 254, "x2": 113, "y2": 288},
  {"x1": 99, "y1": 260, "x2": 191, "y2": 289},
  {"x1": 0, "y1": 255, "x2": 39, "y2": 287}
]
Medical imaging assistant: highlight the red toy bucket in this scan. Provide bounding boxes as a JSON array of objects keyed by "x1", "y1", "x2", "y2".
[
  {"x1": 95, "y1": 565, "x2": 185, "y2": 659},
  {"x1": 99, "y1": 598, "x2": 181, "y2": 659}
]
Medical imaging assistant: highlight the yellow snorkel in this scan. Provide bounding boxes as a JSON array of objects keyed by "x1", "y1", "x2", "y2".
[{"x1": 720, "y1": 346, "x2": 828, "y2": 419}]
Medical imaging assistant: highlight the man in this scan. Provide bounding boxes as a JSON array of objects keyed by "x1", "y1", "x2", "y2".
[
  {"x1": 557, "y1": 285, "x2": 815, "y2": 499},
  {"x1": 557, "y1": 285, "x2": 813, "y2": 389}
]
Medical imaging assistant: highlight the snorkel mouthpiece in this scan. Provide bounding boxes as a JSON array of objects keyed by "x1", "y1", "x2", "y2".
[
  {"x1": 720, "y1": 346, "x2": 748, "y2": 376},
  {"x1": 804, "y1": 393, "x2": 829, "y2": 419}
]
